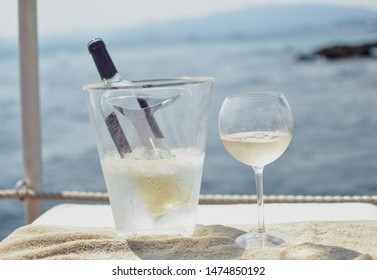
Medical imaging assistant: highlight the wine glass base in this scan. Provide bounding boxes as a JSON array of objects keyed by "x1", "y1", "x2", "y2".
[{"x1": 235, "y1": 231, "x2": 287, "y2": 249}]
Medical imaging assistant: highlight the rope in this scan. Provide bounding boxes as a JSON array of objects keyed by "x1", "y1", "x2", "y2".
[
  {"x1": 199, "y1": 194, "x2": 377, "y2": 205},
  {"x1": 1, "y1": 182, "x2": 377, "y2": 205}
]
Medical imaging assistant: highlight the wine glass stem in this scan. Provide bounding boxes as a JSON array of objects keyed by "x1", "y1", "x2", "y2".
[{"x1": 253, "y1": 166, "x2": 265, "y2": 233}]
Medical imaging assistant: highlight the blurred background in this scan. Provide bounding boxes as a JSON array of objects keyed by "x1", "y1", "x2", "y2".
[{"x1": 1, "y1": 0, "x2": 377, "y2": 239}]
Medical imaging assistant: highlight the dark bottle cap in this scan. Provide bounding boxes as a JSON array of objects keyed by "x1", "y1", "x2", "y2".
[{"x1": 87, "y1": 38, "x2": 117, "y2": 80}]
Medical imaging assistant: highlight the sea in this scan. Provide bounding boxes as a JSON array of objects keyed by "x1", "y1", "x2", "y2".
[{"x1": 1, "y1": 31, "x2": 377, "y2": 240}]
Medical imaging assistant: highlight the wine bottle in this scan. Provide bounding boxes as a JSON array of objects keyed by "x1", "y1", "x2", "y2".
[
  {"x1": 87, "y1": 38, "x2": 132, "y2": 158},
  {"x1": 87, "y1": 38, "x2": 173, "y2": 159}
]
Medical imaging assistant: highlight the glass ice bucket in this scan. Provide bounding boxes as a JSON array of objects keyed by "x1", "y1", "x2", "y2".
[{"x1": 83, "y1": 77, "x2": 214, "y2": 238}]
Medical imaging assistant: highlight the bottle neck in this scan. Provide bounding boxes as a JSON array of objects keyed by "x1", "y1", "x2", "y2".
[
  {"x1": 88, "y1": 38, "x2": 119, "y2": 82},
  {"x1": 103, "y1": 72, "x2": 123, "y2": 87}
]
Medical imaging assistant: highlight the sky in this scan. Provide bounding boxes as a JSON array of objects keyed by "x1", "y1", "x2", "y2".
[{"x1": 1, "y1": 0, "x2": 377, "y2": 39}]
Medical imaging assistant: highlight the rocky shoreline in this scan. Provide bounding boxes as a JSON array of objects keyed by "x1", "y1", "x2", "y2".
[{"x1": 297, "y1": 41, "x2": 377, "y2": 61}]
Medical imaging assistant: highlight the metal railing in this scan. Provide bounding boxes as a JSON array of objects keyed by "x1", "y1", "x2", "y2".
[{"x1": 18, "y1": 0, "x2": 43, "y2": 223}]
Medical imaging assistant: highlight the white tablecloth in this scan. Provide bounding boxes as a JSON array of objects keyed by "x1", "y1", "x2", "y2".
[{"x1": 33, "y1": 202, "x2": 377, "y2": 228}]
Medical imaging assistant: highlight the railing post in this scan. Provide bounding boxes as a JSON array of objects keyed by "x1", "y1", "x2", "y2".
[{"x1": 18, "y1": 0, "x2": 44, "y2": 223}]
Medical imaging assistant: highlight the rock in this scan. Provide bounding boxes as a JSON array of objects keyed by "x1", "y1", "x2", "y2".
[{"x1": 297, "y1": 41, "x2": 377, "y2": 61}]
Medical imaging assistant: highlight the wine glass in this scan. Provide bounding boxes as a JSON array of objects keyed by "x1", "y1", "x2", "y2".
[{"x1": 218, "y1": 92, "x2": 294, "y2": 249}]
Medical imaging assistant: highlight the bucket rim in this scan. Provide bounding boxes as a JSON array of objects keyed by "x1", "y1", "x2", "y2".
[{"x1": 83, "y1": 76, "x2": 215, "y2": 91}]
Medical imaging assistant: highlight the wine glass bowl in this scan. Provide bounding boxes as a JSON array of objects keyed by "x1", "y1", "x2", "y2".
[{"x1": 218, "y1": 92, "x2": 293, "y2": 249}]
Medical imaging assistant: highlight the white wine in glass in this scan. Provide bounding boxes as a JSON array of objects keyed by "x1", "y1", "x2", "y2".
[{"x1": 218, "y1": 92, "x2": 293, "y2": 249}]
